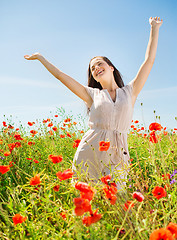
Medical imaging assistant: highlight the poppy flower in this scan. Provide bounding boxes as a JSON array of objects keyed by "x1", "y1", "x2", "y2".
[
  {"x1": 0, "y1": 165, "x2": 10, "y2": 174},
  {"x1": 8, "y1": 143, "x2": 15, "y2": 151},
  {"x1": 101, "y1": 175, "x2": 112, "y2": 185},
  {"x1": 99, "y1": 141, "x2": 110, "y2": 151},
  {"x1": 56, "y1": 169, "x2": 74, "y2": 181},
  {"x1": 12, "y1": 214, "x2": 27, "y2": 226},
  {"x1": 4, "y1": 151, "x2": 11, "y2": 156},
  {"x1": 30, "y1": 130, "x2": 37, "y2": 135},
  {"x1": 33, "y1": 159, "x2": 39, "y2": 163},
  {"x1": 54, "y1": 115, "x2": 58, "y2": 117},
  {"x1": 28, "y1": 122, "x2": 34, "y2": 126},
  {"x1": 3, "y1": 121, "x2": 7, "y2": 127},
  {"x1": 66, "y1": 132, "x2": 71, "y2": 138},
  {"x1": 73, "y1": 139, "x2": 81, "y2": 148},
  {"x1": 73, "y1": 197, "x2": 92, "y2": 216},
  {"x1": 82, "y1": 209, "x2": 102, "y2": 227},
  {"x1": 52, "y1": 127, "x2": 58, "y2": 131},
  {"x1": 124, "y1": 200, "x2": 134, "y2": 211},
  {"x1": 149, "y1": 131, "x2": 158, "y2": 143},
  {"x1": 132, "y1": 191, "x2": 144, "y2": 202},
  {"x1": 48, "y1": 154, "x2": 63, "y2": 164},
  {"x1": 134, "y1": 120, "x2": 139, "y2": 123},
  {"x1": 152, "y1": 186, "x2": 167, "y2": 200},
  {"x1": 48, "y1": 122, "x2": 53, "y2": 127},
  {"x1": 14, "y1": 133, "x2": 23, "y2": 140},
  {"x1": 166, "y1": 222, "x2": 177, "y2": 238},
  {"x1": 28, "y1": 141, "x2": 35, "y2": 146},
  {"x1": 60, "y1": 134, "x2": 65, "y2": 138},
  {"x1": 149, "y1": 228, "x2": 174, "y2": 240},
  {"x1": 162, "y1": 173, "x2": 171, "y2": 181},
  {"x1": 30, "y1": 174, "x2": 41, "y2": 186},
  {"x1": 53, "y1": 185, "x2": 60, "y2": 192},
  {"x1": 64, "y1": 118, "x2": 71, "y2": 123},
  {"x1": 75, "y1": 182, "x2": 95, "y2": 201},
  {"x1": 60, "y1": 212, "x2": 66, "y2": 220},
  {"x1": 102, "y1": 184, "x2": 117, "y2": 205},
  {"x1": 49, "y1": 130, "x2": 53, "y2": 135},
  {"x1": 149, "y1": 122, "x2": 163, "y2": 131}
]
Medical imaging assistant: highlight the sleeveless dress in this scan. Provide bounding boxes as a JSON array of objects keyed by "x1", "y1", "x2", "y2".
[{"x1": 72, "y1": 80, "x2": 135, "y2": 190}]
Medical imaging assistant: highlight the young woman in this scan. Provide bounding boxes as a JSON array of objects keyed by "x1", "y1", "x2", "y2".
[{"x1": 24, "y1": 16, "x2": 163, "y2": 191}]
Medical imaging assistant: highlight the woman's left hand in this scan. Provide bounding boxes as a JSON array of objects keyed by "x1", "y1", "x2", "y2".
[{"x1": 149, "y1": 16, "x2": 163, "y2": 28}]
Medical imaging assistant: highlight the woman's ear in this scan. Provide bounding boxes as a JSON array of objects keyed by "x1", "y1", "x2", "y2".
[{"x1": 110, "y1": 66, "x2": 114, "y2": 71}]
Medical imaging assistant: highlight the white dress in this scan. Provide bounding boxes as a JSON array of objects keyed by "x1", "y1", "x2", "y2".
[{"x1": 72, "y1": 80, "x2": 135, "y2": 190}]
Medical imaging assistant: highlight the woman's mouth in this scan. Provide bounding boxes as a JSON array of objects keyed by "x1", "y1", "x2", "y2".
[{"x1": 96, "y1": 70, "x2": 104, "y2": 76}]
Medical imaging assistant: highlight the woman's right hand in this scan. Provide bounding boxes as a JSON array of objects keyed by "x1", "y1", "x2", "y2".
[{"x1": 24, "y1": 52, "x2": 42, "y2": 60}]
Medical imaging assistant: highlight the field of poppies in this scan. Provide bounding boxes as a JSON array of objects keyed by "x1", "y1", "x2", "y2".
[{"x1": 0, "y1": 108, "x2": 177, "y2": 240}]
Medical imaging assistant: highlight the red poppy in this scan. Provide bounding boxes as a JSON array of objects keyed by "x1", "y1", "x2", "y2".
[
  {"x1": 149, "y1": 122, "x2": 163, "y2": 131},
  {"x1": 0, "y1": 165, "x2": 10, "y2": 174},
  {"x1": 134, "y1": 120, "x2": 139, "y2": 123},
  {"x1": 166, "y1": 222, "x2": 177, "y2": 238},
  {"x1": 48, "y1": 122, "x2": 53, "y2": 127},
  {"x1": 73, "y1": 139, "x2": 81, "y2": 148},
  {"x1": 30, "y1": 130, "x2": 37, "y2": 135},
  {"x1": 14, "y1": 133, "x2": 23, "y2": 140},
  {"x1": 60, "y1": 212, "x2": 66, "y2": 220},
  {"x1": 149, "y1": 131, "x2": 158, "y2": 143},
  {"x1": 3, "y1": 121, "x2": 7, "y2": 127},
  {"x1": 4, "y1": 151, "x2": 11, "y2": 156},
  {"x1": 8, "y1": 143, "x2": 16, "y2": 151},
  {"x1": 75, "y1": 182, "x2": 95, "y2": 201},
  {"x1": 30, "y1": 174, "x2": 41, "y2": 186},
  {"x1": 48, "y1": 154, "x2": 63, "y2": 164},
  {"x1": 152, "y1": 186, "x2": 167, "y2": 200},
  {"x1": 132, "y1": 192, "x2": 144, "y2": 202},
  {"x1": 33, "y1": 159, "x2": 39, "y2": 163},
  {"x1": 56, "y1": 169, "x2": 74, "y2": 181},
  {"x1": 28, "y1": 141, "x2": 35, "y2": 146},
  {"x1": 15, "y1": 142, "x2": 22, "y2": 148},
  {"x1": 124, "y1": 200, "x2": 134, "y2": 211},
  {"x1": 73, "y1": 197, "x2": 92, "y2": 216},
  {"x1": 43, "y1": 120, "x2": 48, "y2": 123},
  {"x1": 48, "y1": 130, "x2": 53, "y2": 135},
  {"x1": 28, "y1": 122, "x2": 34, "y2": 126},
  {"x1": 64, "y1": 118, "x2": 71, "y2": 123},
  {"x1": 102, "y1": 184, "x2": 117, "y2": 205},
  {"x1": 53, "y1": 127, "x2": 58, "y2": 131},
  {"x1": 60, "y1": 134, "x2": 65, "y2": 138},
  {"x1": 66, "y1": 132, "x2": 71, "y2": 138},
  {"x1": 149, "y1": 228, "x2": 174, "y2": 240},
  {"x1": 54, "y1": 115, "x2": 58, "y2": 117},
  {"x1": 82, "y1": 209, "x2": 102, "y2": 227},
  {"x1": 99, "y1": 141, "x2": 110, "y2": 151},
  {"x1": 162, "y1": 173, "x2": 171, "y2": 181},
  {"x1": 73, "y1": 122, "x2": 77, "y2": 125},
  {"x1": 101, "y1": 175, "x2": 111, "y2": 185},
  {"x1": 12, "y1": 214, "x2": 27, "y2": 226},
  {"x1": 53, "y1": 185, "x2": 60, "y2": 192}
]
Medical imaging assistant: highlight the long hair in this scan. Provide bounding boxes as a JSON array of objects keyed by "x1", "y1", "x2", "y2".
[{"x1": 86, "y1": 56, "x2": 125, "y2": 114}]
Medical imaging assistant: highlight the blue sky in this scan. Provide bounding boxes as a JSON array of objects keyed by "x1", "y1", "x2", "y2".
[{"x1": 0, "y1": 0, "x2": 177, "y2": 131}]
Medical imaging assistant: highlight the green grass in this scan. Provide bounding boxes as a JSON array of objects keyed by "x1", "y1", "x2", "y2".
[{"x1": 0, "y1": 109, "x2": 177, "y2": 240}]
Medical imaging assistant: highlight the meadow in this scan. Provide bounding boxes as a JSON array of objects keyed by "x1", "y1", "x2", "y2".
[{"x1": 0, "y1": 107, "x2": 177, "y2": 240}]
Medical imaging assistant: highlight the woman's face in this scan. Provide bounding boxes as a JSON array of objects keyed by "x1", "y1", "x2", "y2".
[{"x1": 90, "y1": 57, "x2": 114, "y2": 82}]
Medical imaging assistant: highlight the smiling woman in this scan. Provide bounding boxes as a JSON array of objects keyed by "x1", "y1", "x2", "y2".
[{"x1": 24, "y1": 16, "x2": 163, "y2": 191}]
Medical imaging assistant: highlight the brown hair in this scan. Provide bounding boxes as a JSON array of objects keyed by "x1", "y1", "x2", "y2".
[{"x1": 86, "y1": 56, "x2": 125, "y2": 114}]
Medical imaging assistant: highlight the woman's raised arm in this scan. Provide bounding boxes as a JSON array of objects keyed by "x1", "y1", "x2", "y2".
[
  {"x1": 24, "y1": 53, "x2": 93, "y2": 107},
  {"x1": 131, "y1": 16, "x2": 163, "y2": 99}
]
